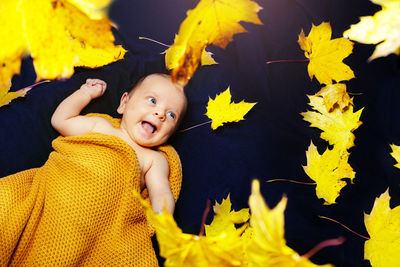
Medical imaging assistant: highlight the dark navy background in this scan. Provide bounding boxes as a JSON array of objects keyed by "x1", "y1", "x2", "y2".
[{"x1": 1, "y1": 0, "x2": 399, "y2": 266}]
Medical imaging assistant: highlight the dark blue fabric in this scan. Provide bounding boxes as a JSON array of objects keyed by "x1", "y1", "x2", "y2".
[{"x1": 1, "y1": 0, "x2": 399, "y2": 266}]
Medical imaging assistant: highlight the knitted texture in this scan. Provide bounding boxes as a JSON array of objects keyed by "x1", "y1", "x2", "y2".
[{"x1": 0, "y1": 114, "x2": 182, "y2": 266}]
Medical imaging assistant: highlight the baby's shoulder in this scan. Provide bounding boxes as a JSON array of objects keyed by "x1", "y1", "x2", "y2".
[
  {"x1": 89, "y1": 115, "x2": 117, "y2": 133},
  {"x1": 141, "y1": 148, "x2": 169, "y2": 172}
]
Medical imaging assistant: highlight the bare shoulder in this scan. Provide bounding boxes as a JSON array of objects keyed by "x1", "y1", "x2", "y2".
[
  {"x1": 150, "y1": 150, "x2": 169, "y2": 169},
  {"x1": 90, "y1": 115, "x2": 116, "y2": 133}
]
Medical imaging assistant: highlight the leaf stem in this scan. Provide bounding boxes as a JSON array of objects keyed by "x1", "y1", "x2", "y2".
[
  {"x1": 199, "y1": 199, "x2": 211, "y2": 236},
  {"x1": 19, "y1": 80, "x2": 51, "y2": 92},
  {"x1": 266, "y1": 179, "x2": 316, "y2": 186},
  {"x1": 179, "y1": 120, "x2": 212, "y2": 133},
  {"x1": 138, "y1": 36, "x2": 171, "y2": 48},
  {"x1": 266, "y1": 59, "x2": 310, "y2": 64},
  {"x1": 302, "y1": 236, "x2": 346, "y2": 259},
  {"x1": 319, "y1": 216, "x2": 370, "y2": 240}
]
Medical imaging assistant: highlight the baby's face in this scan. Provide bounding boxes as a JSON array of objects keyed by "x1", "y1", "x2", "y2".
[{"x1": 118, "y1": 74, "x2": 186, "y2": 147}]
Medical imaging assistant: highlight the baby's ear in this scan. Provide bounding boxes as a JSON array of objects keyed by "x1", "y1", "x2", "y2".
[{"x1": 117, "y1": 92, "x2": 129, "y2": 114}]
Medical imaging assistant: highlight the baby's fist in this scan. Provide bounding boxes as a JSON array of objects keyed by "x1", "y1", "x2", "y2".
[{"x1": 80, "y1": 78, "x2": 107, "y2": 99}]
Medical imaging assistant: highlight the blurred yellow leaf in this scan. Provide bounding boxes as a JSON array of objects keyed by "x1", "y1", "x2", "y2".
[
  {"x1": 298, "y1": 22, "x2": 354, "y2": 85},
  {"x1": 389, "y1": 144, "x2": 400, "y2": 169},
  {"x1": 165, "y1": 0, "x2": 262, "y2": 85},
  {"x1": 0, "y1": 87, "x2": 28, "y2": 108},
  {"x1": 0, "y1": 0, "x2": 27, "y2": 89},
  {"x1": 315, "y1": 83, "x2": 353, "y2": 112},
  {"x1": 0, "y1": 0, "x2": 125, "y2": 89},
  {"x1": 246, "y1": 180, "x2": 333, "y2": 266},
  {"x1": 364, "y1": 189, "x2": 400, "y2": 267},
  {"x1": 344, "y1": 0, "x2": 400, "y2": 61},
  {"x1": 133, "y1": 191, "x2": 245, "y2": 267},
  {"x1": 301, "y1": 95, "x2": 363, "y2": 150},
  {"x1": 205, "y1": 87, "x2": 256, "y2": 130},
  {"x1": 201, "y1": 49, "x2": 218, "y2": 66},
  {"x1": 68, "y1": 0, "x2": 113, "y2": 19},
  {"x1": 205, "y1": 194, "x2": 250, "y2": 237},
  {"x1": 303, "y1": 142, "x2": 355, "y2": 205}
]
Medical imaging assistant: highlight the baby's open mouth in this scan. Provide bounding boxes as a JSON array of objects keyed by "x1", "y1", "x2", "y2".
[{"x1": 141, "y1": 121, "x2": 157, "y2": 134}]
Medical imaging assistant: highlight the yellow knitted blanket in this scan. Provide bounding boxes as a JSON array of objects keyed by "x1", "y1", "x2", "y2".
[{"x1": 0, "y1": 114, "x2": 182, "y2": 266}]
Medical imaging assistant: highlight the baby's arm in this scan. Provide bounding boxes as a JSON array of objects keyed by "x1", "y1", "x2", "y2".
[
  {"x1": 145, "y1": 152, "x2": 175, "y2": 214},
  {"x1": 51, "y1": 79, "x2": 107, "y2": 136}
]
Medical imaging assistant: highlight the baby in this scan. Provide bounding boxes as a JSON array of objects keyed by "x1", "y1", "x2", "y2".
[
  {"x1": 51, "y1": 73, "x2": 187, "y2": 214},
  {"x1": 0, "y1": 73, "x2": 186, "y2": 265}
]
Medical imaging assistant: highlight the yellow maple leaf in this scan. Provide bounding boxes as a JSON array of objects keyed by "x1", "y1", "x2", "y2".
[
  {"x1": 246, "y1": 180, "x2": 333, "y2": 266},
  {"x1": 133, "y1": 190, "x2": 245, "y2": 267},
  {"x1": 0, "y1": 0, "x2": 125, "y2": 89},
  {"x1": 165, "y1": 35, "x2": 217, "y2": 69},
  {"x1": 364, "y1": 189, "x2": 400, "y2": 267},
  {"x1": 301, "y1": 95, "x2": 363, "y2": 150},
  {"x1": 344, "y1": 0, "x2": 400, "y2": 61},
  {"x1": 303, "y1": 142, "x2": 355, "y2": 205},
  {"x1": 165, "y1": 0, "x2": 262, "y2": 85},
  {"x1": 205, "y1": 194, "x2": 250, "y2": 237},
  {"x1": 205, "y1": 87, "x2": 256, "y2": 130},
  {"x1": 298, "y1": 22, "x2": 355, "y2": 85},
  {"x1": 315, "y1": 83, "x2": 353, "y2": 112},
  {"x1": 389, "y1": 144, "x2": 400, "y2": 169}
]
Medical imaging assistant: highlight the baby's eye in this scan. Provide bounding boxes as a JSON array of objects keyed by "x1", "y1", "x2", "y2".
[
  {"x1": 148, "y1": 97, "x2": 156, "y2": 104},
  {"x1": 167, "y1": 112, "x2": 176, "y2": 119}
]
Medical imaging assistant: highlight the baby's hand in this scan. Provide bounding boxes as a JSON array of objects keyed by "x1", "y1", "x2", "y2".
[{"x1": 79, "y1": 78, "x2": 107, "y2": 99}]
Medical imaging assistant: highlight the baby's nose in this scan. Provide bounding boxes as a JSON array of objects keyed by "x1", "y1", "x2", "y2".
[{"x1": 154, "y1": 111, "x2": 166, "y2": 120}]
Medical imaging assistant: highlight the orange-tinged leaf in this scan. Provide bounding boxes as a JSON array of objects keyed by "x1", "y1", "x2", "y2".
[
  {"x1": 165, "y1": 0, "x2": 262, "y2": 85},
  {"x1": 246, "y1": 180, "x2": 333, "y2": 266},
  {"x1": 0, "y1": 0, "x2": 125, "y2": 87},
  {"x1": 364, "y1": 189, "x2": 400, "y2": 267},
  {"x1": 303, "y1": 142, "x2": 355, "y2": 205},
  {"x1": 205, "y1": 87, "x2": 256, "y2": 130},
  {"x1": 315, "y1": 83, "x2": 353, "y2": 112},
  {"x1": 298, "y1": 22, "x2": 355, "y2": 85},
  {"x1": 344, "y1": 0, "x2": 400, "y2": 61},
  {"x1": 389, "y1": 144, "x2": 400, "y2": 169},
  {"x1": 133, "y1": 190, "x2": 245, "y2": 267},
  {"x1": 301, "y1": 95, "x2": 363, "y2": 150}
]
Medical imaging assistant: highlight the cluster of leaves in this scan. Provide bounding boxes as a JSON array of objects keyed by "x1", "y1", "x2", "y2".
[
  {"x1": 0, "y1": 0, "x2": 125, "y2": 107},
  {"x1": 1, "y1": 0, "x2": 399, "y2": 265},
  {"x1": 134, "y1": 180, "x2": 335, "y2": 267},
  {"x1": 298, "y1": 22, "x2": 363, "y2": 205},
  {"x1": 160, "y1": 0, "x2": 400, "y2": 266}
]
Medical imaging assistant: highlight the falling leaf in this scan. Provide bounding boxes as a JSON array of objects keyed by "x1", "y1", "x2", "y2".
[
  {"x1": 301, "y1": 95, "x2": 363, "y2": 150},
  {"x1": 205, "y1": 87, "x2": 256, "y2": 130},
  {"x1": 133, "y1": 190, "x2": 245, "y2": 267},
  {"x1": 201, "y1": 49, "x2": 218, "y2": 66},
  {"x1": 0, "y1": 87, "x2": 28, "y2": 108},
  {"x1": 165, "y1": 0, "x2": 262, "y2": 85},
  {"x1": 344, "y1": 0, "x2": 400, "y2": 61},
  {"x1": 389, "y1": 144, "x2": 400, "y2": 169},
  {"x1": 298, "y1": 22, "x2": 355, "y2": 85},
  {"x1": 303, "y1": 142, "x2": 355, "y2": 205},
  {"x1": 315, "y1": 83, "x2": 353, "y2": 112},
  {"x1": 0, "y1": 0, "x2": 125, "y2": 88},
  {"x1": 364, "y1": 189, "x2": 400, "y2": 267},
  {"x1": 205, "y1": 194, "x2": 250, "y2": 237},
  {"x1": 246, "y1": 180, "x2": 333, "y2": 266}
]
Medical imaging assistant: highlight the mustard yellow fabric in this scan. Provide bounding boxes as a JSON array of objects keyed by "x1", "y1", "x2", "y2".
[{"x1": 0, "y1": 114, "x2": 182, "y2": 266}]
